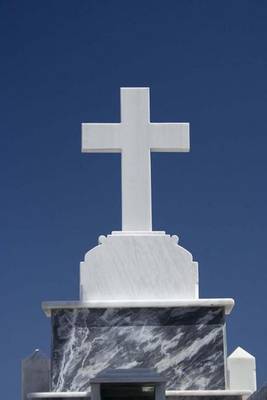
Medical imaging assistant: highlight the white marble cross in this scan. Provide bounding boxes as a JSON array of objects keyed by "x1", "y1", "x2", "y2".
[{"x1": 82, "y1": 87, "x2": 190, "y2": 232}]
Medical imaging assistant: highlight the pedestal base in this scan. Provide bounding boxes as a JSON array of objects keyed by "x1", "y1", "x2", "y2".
[
  {"x1": 49, "y1": 305, "x2": 227, "y2": 392},
  {"x1": 28, "y1": 390, "x2": 252, "y2": 400}
]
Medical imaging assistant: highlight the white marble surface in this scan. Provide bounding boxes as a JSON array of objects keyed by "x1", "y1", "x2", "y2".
[
  {"x1": 28, "y1": 393, "x2": 89, "y2": 398},
  {"x1": 227, "y1": 347, "x2": 257, "y2": 392},
  {"x1": 82, "y1": 87, "x2": 189, "y2": 231},
  {"x1": 80, "y1": 232, "x2": 198, "y2": 302},
  {"x1": 28, "y1": 390, "x2": 252, "y2": 399},
  {"x1": 166, "y1": 390, "x2": 252, "y2": 397}
]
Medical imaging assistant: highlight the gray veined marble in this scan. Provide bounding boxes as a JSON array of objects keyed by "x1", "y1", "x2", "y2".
[{"x1": 51, "y1": 307, "x2": 226, "y2": 392}]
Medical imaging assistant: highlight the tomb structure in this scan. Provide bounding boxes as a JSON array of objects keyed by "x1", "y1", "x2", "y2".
[{"x1": 23, "y1": 88, "x2": 257, "y2": 400}]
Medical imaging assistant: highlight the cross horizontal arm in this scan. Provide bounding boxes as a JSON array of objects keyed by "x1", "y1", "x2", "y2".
[
  {"x1": 82, "y1": 123, "x2": 122, "y2": 153},
  {"x1": 149, "y1": 123, "x2": 190, "y2": 152}
]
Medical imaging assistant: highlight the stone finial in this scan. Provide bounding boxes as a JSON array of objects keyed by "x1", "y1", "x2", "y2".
[
  {"x1": 21, "y1": 349, "x2": 50, "y2": 400},
  {"x1": 227, "y1": 346, "x2": 257, "y2": 392}
]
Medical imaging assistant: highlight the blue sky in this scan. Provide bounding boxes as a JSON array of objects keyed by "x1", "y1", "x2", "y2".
[{"x1": 0, "y1": 1, "x2": 267, "y2": 398}]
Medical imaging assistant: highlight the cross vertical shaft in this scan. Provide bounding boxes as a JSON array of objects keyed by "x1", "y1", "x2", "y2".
[{"x1": 120, "y1": 88, "x2": 152, "y2": 231}]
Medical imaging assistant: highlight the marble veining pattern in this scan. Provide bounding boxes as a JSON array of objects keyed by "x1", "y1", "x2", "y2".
[{"x1": 51, "y1": 307, "x2": 226, "y2": 392}]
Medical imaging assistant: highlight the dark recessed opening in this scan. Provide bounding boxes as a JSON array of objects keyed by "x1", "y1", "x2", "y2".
[{"x1": 101, "y1": 383, "x2": 156, "y2": 400}]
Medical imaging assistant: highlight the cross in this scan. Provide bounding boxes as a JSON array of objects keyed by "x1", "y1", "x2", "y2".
[{"x1": 82, "y1": 87, "x2": 190, "y2": 232}]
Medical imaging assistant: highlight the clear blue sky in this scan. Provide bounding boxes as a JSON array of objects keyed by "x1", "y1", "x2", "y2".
[{"x1": 0, "y1": 1, "x2": 266, "y2": 398}]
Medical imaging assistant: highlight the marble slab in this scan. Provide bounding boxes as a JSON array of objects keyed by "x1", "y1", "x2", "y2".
[
  {"x1": 51, "y1": 307, "x2": 226, "y2": 392},
  {"x1": 28, "y1": 395, "x2": 88, "y2": 399},
  {"x1": 167, "y1": 397, "x2": 241, "y2": 400},
  {"x1": 28, "y1": 391, "x2": 250, "y2": 400},
  {"x1": 80, "y1": 233, "x2": 199, "y2": 302},
  {"x1": 42, "y1": 299, "x2": 235, "y2": 317}
]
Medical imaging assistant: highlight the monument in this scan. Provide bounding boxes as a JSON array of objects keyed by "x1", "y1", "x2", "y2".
[{"x1": 22, "y1": 88, "x2": 257, "y2": 400}]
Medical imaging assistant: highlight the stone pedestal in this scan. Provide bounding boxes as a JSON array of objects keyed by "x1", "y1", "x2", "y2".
[
  {"x1": 25, "y1": 232, "x2": 255, "y2": 400},
  {"x1": 41, "y1": 301, "x2": 234, "y2": 393}
]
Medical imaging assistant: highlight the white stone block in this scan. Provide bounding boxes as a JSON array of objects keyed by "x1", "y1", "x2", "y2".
[
  {"x1": 227, "y1": 347, "x2": 257, "y2": 393},
  {"x1": 80, "y1": 232, "x2": 198, "y2": 302}
]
